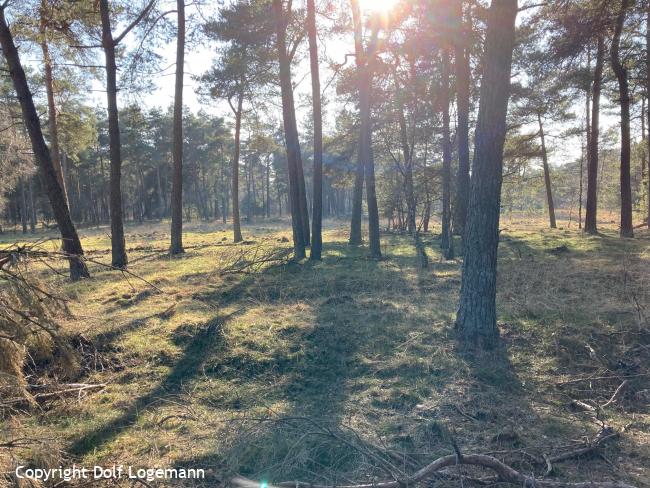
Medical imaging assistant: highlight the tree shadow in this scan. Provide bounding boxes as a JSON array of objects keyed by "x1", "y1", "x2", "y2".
[
  {"x1": 68, "y1": 313, "x2": 232, "y2": 457},
  {"x1": 170, "y1": 240, "x2": 476, "y2": 484}
]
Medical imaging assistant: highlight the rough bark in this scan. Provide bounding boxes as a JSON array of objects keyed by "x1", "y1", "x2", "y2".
[
  {"x1": 537, "y1": 113, "x2": 556, "y2": 229},
  {"x1": 584, "y1": 36, "x2": 604, "y2": 235},
  {"x1": 307, "y1": 0, "x2": 323, "y2": 260},
  {"x1": 611, "y1": 0, "x2": 633, "y2": 238},
  {"x1": 99, "y1": 0, "x2": 127, "y2": 268},
  {"x1": 273, "y1": 0, "x2": 306, "y2": 259},
  {"x1": 453, "y1": 0, "x2": 471, "y2": 236},
  {"x1": 441, "y1": 49, "x2": 453, "y2": 255},
  {"x1": 0, "y1": 7, "x2": 88, "y2": 280},
  {"x1": 170, "y1": 0, "x2": 185, "y2": 253},
  {"x1": 455, "y1": 0, "x2": 517, "y2": 349}
]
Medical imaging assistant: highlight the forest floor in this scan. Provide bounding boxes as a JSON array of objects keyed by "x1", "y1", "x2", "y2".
[{"x1": 1, "y1": 217, "x2": 650, "y2": 487}]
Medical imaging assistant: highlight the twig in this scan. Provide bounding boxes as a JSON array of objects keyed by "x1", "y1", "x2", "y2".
[{"x1": 601, "y1": 381, "x2": 628, "y2": 408}]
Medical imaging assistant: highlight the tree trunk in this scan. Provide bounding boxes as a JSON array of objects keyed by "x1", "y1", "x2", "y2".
[
  {"x1": 0, "y1": 8, "x2": 88, "y2": 279},
  {"x1": 441, "y1": 48, "x2": 453, "y2": 256},
  {"x1": 232, "y1": 93, "x2": 244, "y2": 242},
  {"x1": 266, "y1": 157, "x2": 271, "y2": 218},
  {"x1": 455, "y1": 0, "x2": 517, "y2": 349},
  {"x1": 349, "y1": 0, "x2": 365, "y2": 246},
  {"x1": 100, "y1": 0, "x2": 127, "y2": 268},
  {"x1": 359, "y1": 67, "x2": 381, "y2": 259},
  {"x1": 537, "y1": 113, "x2": 556, "y2": 229},
  {"x1": 351, "y1": 0, "x2": 381, "y2": 258},
  {"x1": 584, "y1": 35, "x2": 604, "y2": 235},
  {"x1": 307, "y1": 0, "x2": 323, "y2": 260},
  {"x1": 170, "y1": 0, "x2": 186, "y2": 253},
  {"x1": 580, "y1": 78, "x2": 590, "y2": 230},
  {"x1": 273, "y1": 0, "x2": 306, "y2": 259},
  {"x1": 453, "y1": 0, "x2": 471, "y2": 236},
  {"x1": 246, "y1": 157, "x2": 253, "y2": 222},
  {"x1": 39, "y1": 2, "x2": 68, "y2": 208},
  {"x1": 19, "y1": 177, "x2": 27, "y2": 234},
  {"x1": 611, "y1": 0, "x2": 633, "y2": 238},
  {"x1": 28, "y1": 177, "x2": 36, "y2": 232},
  {"x1": 396, "y1": 84, "x2": 416, "y2": 235},
  {"x1": 647, "y1": 4, "x2": 650, "y2": 228}
]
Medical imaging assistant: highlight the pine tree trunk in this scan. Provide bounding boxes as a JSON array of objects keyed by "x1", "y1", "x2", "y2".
[
  {"x1": 266, "y1": 158, "x2": 271, "y2": 218},
  {"x1": 28, "y1": 177, "x2": 36, "y2": 232},
  {"x1": 246, "y1": 158, "x2": 253, "y2": 222},
  {"x1": 612, "y1": 0, "x2": 633, "y2": 238},
  {"x1": 273, "y1": 0, "x2": 306, "y2": 259},
  {"x1": 584, "y1": 36, "x2": 604, "y2": 235},
  {"x1": 39, "y1": 4, "x2": 68, "y2": 208},
  {"x1": 537, "y1": 113, "x2": 556, "y2": 229},
  {"x1": 307, "y1": 0, "x2": 323, "y2": 260},
  {"x1": 455, "y1": 0, "x2": 517, "y2": 349},
  {"x1": 100, "y1": 0, "x2": 127, "y2": 268},
  {"x1": 441, "y1": 49, "x2": 453, "y2": 255},
  {"x1": 453, "y1": 0, "x2": 471, "y2": 236},
  {"x1": 19, "y1": 177, "x2": 27, "y2": 234},
  {"x1": 359, "y1": 64, "x2": 382, "y2": 259},
  {"x1": 647, "y1": 5, "x2": 650, "y2": 228},
  {"x1": 170, "y1": 0, "x2": 185, "y2": 253},
  {"x1": 349, "y1": 0, "x2": 365, "y2": 246},
  {"x1": 0, "y1": 8, "x2": 88, "y2": 280},
  {"x1": 396, "y1": 88, "x2": 416, "y2": 235},
  {"x1": 351, "y1": 0, "x2": 381, "y2": 258},
  {"x1": 232, "y1": 94, "x2": 244, "y2": 242}
]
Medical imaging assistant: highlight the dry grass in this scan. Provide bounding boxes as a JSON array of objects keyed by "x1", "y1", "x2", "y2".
[{"x1": 0, "y1": 215, "x2": 648, "y2": 487}]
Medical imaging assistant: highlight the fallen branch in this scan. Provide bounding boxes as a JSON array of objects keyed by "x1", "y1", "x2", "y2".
[
  {"x1": 220, "y1": 246, "x2": 292, "y2": 275},
  {"x1": 231, "y1": 452, "x2": 637, "y2": 488},
  {"x1": 601, "y1": 381, "x2": 628, "y2": 408},
  {"x1": 28, "y1": 382, "x2": 106, "y2": 401}
]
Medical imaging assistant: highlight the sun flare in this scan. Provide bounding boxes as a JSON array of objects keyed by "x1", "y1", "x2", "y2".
[{"x1": 359, "y1": 0, "x2": 400, "y2": 13}]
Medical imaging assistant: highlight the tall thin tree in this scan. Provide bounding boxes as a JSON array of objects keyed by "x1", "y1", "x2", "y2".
[
  {"x1": 440, "y1": 48, "x2": 454, "y2": 258},
  {"x1": 453, "y1": 0, "x2": 471, "y2": 236},
  {"x1": 273, "y1": 0, "x2": 308, "y2": 259},
  {"x1": 307, "y1": 0, "x2": 323, "y2": 260},
  {"x1": 99, "y1": 0, "x2": 156, "y2": 268},
  {"x1": 230, "y1": 91, "x2": 244, "y2": 242},
  {"x1": 455, "y1": 0, "x2": 517, "y2": 348},
  {"x1": 584, "y1": 35, "x2": 604, "y2": 235},
  {"x1": 351, "y1": 0, "x2": 381, "y2": 259},
  {"x1": 348, "y1": 0, "x2": 366, "y2": 246},
  {"x1": 39, "y1": 0, "x2": 68, "y2": 208},
  {"x1": 537, "y1": 112, "x2": 556, "y2": 229},
  {"x1": 611, "y1": 0, "x2": 633, "y2": 238},
  {"x1": 647, "y1": 0, "x2": 650, "y2": 228},
  {"x1": 170, "y1": 0, "x2": 185, "y2": 253}
]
